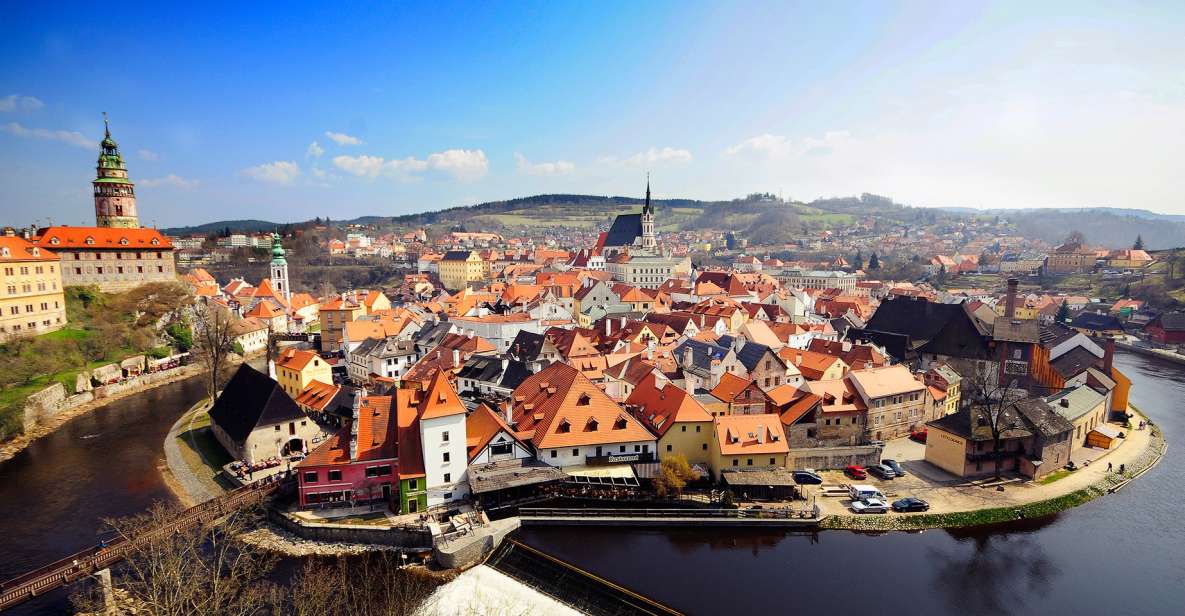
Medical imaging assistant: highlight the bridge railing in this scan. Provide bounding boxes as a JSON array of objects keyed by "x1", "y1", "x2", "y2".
[{"x1": 519, "y1": 506, "x2": 817, "y2": 520}]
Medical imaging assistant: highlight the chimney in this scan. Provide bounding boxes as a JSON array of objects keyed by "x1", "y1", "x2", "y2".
[
  {"x1": 501, "y1": 357, "x2": 509, "y2": 371},
  {"x1": 1060, "y1": 398, "x2": 1070, "y2": 408},
  {"x1": 1005, "y1": 278, "x2": 1018, "y2": 319},
  {"x1": 605, "y1": 318, "x2": 612, "y2": 337},
  {"x1": 1103, "y1": 337, "x2": 1115, "y2": 374},
  {"x1": 267, "y1": 359, "x2": 276, "y2": 380},
  {"x1": 452, "y1": 348, "x2": 460, "y2": 366},
  {"x1": 505, "y1": 404, "x2": 514, "y2": 426},
  {"x1": 683, "y1": 345, "x2": 694, "y2": 367},
  {"x1": 795, "y1": 354, "x2": 803, "y2": 366},
  {"x1": 756, "y1": 425, "x2": 764, "y2": 444}
]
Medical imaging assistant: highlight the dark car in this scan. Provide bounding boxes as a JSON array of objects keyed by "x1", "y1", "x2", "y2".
[
  {"x1": 868, "y1": 464, "x2": 896, "y2": 480},
  {"x1": 793, "y1": 470, "x2": 824, "y2": 485},
  {"x1": 882, "y1": 459, "x2": 906, "y2": 477},
  {"x1": 892, "y1": 497, "x2": 930, "y2": 512},
  {"x1": 844, "y1": 465, "x2": 868, "y2": 480}
]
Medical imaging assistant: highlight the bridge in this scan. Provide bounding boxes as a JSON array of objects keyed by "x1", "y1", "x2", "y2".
[
  {"x1": 0, "y1": 479, "x2": 282, "y2": 612},
  {"x1": 486, "y1": 538, "x2": 683, "y2": 616}
]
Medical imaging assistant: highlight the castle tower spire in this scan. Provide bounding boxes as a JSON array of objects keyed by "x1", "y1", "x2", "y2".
[{"x1": 93, "y1": 114, "x2": 140, "y2": 228}]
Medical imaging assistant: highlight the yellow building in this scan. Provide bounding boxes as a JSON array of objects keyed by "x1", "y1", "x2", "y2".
[
  {"x1": 319, "y1": 295, "x2": 364, "y2": 352},
  {"x1": 274, "y1": 348, "x2": 333, "y2": 399},
  {"x1": 626, "y1": 376, "x2": 714, "y2": 466},
  {"x1": 0, "y1": 232, "x2": 67, "y2": 341},
  {"x1": 438, "y1": 250, "x2": 486, "y2": 291},
  {"x1": 709, "y1": 413, "x2": 789, "y2": 480}
]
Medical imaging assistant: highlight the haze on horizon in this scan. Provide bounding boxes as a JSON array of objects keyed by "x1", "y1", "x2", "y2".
[{"x1": 1, "y1": 1, "x2": 1183, "y2": 228}]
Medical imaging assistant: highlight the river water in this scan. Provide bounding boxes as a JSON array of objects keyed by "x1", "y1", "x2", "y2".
[{"x1": 1, "y1": 353, "x2": 1182, "y2": 615}]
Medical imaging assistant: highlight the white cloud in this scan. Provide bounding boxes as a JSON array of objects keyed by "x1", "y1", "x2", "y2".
[
  {"x1": 0, "y1": 95, "x2": 44, "y2": 112},
  {"x1": 241, "y1": 161, "x2": 300, "y2": 184},
  {"x1": 515, "y1": 152, "x2": 575, "y2": 176},
  {"x1": 139, "y1": 174, "x2": 199, "y2": 189},
  {"x1": 426, "y1": 149, "x2": 489, "y2": 181},
  {"x1": 332, "y1": 149, "x2": 488, "y2": 182},
  {"x1": 306, "y1": 140, "x2": 324, "y2": 159},
  {"x1": 137, "y1": 149, "x2": 159, "y2": 161},
  {"x1": 1, "y1": 122, "x2": 92, "y2": 148},
  {"x1": 325, "y1": 131, "x2": 363, "y2": 146},
  {"x1": 602, "y1": 147, "x2": 693, "y2": 167},
  {"x1": 723, "y1": 131, "x2": 852, "y2": 159},
  {"x1": 332, "y1": 154, "x2": 388, "y2": 177}
]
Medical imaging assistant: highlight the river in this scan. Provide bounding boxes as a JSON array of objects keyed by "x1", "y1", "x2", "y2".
[{"x1": 1, "y1": 353, "x2": 1182, "y2": 615}]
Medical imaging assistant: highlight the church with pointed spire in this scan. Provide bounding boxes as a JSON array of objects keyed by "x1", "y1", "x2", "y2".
[
  {"x1": 599, "y1": 178, "x2": 691, "y2": 289},
  {"x1": 93, "y1": 113, "x2": 140, "y2": 229}
]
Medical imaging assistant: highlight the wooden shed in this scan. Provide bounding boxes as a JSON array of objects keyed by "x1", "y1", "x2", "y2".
[{"x1": 1086, "y1": 424, "x2": 1120, "y2": 450}]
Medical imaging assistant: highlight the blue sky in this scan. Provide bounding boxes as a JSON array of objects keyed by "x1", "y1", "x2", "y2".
[{"x1": 2, "y1": 1, "x2": 1183, "y2": 227}]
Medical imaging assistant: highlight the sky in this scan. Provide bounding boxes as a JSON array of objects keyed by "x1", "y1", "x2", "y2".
[{"x1": 2, "y1": 1, "x2": 1183, "y2": 228}]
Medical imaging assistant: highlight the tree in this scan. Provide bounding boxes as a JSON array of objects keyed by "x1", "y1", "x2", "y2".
[
  {"x1": 947, "y1": 358, "x2": 1024, "y2": 480},
  {"x1": 73, "y1": 502, "x2": 277, "y2": 616},
  {"x1": 852, "y1": 250, "x2": 864, "y2": 270},
  {"x1": 1064, "y1": 230, "x2": 1086, "y2": 246},
  {"x1": 936, "y1": 264, "x2": 947, "y2": 288},
  {"x1": 868, "y1": 252, "x2": 880, "y2": 270},
  {"x1": 194, "y1": 304, "x2": 236, "y2": 401},
  {"x1": 1055, "y1": 299, "x2": 1071, "y2": 323},
  {"x1": 1133, "y1": 235, "x2": 1144, "y2": 250},
  {"x1": 282, "y1": 553, "x2": 436, "y2": 616},
  {"x1": 654, "y1": 454, "x2": 696, "y2": 497}
]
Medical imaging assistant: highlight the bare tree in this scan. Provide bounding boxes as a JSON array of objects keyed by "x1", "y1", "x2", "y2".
[
  {"x1": 948, "y1": 358, "x2": 1024, "y2": 480},
  {"x1": 194, "y1": 303, "x2": 236, "y2": 401},
  {"x1": 284, "y1": 553, "x2": 437, "y2": 616},
  {"x1": 74, "y1": 502, "x2": 277, "y2": 616}
]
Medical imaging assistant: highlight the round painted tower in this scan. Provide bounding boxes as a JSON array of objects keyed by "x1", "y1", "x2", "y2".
[{"x1": 93, "y1": 114, "x2": 140, "y2": 229}]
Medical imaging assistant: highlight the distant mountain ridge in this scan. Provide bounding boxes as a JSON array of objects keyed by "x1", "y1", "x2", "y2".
[{"x1": 162, "y1": 194, "x2": 1185, "y2": 250}]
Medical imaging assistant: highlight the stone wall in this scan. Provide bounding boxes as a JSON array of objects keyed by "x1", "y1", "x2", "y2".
[
  {"x1": 433, "y1": 518, "x2": 521, "y2": 570},
  {"x1": 22, "y1": 382, "x2": 68, "y2": 431},
  {"x1": 789, "y1": 445, "x2": 882, "y2": 470},
  {"x1": 22, "y1": 363, "x2": 190, "y2": 431},
  {"x1": 267, "y1": 507, "x2": 433, "y2": 549}
]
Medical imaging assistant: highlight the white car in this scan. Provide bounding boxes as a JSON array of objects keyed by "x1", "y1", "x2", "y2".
[{"x1": 851, "y1": 497, "x2": 889, "y2": 514}]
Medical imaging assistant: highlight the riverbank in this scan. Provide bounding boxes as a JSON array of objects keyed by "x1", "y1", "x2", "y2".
[
  {"x1": 819, "y1": 412, "x2": 1166, "y2": 531},
  {"x1": 0, "y1": 362, "x2": 210, "y2": 464}
]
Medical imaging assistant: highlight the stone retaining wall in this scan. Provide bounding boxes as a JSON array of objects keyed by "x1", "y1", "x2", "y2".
[
  {"x1": 266, "y1": 507, "x2": 433, "y2": 549},
  {"x1": 789, "y1": 445, "x2": 882, "y2": 470},
  {"x1": 22, "y1": 364, "x2": 191, "y2": 431},
  {"x1": 433, "y1": 518, "x2": 521, "y2": 570}
]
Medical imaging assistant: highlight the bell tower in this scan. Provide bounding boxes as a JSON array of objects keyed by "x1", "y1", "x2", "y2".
[
  {"x1": 93, "y1": 113, "x2": 140, "y2": 228},
  {"x1": 270, "y1": 233, "x2": 291, "y2": 302},
  {"x1": 640, "y1": 175, "x2": 656, "y2": 250}
]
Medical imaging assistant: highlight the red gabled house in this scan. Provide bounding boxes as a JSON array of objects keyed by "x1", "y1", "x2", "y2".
[{"x1": 295, "y1": 392, "x2": 397, "y2": 508}]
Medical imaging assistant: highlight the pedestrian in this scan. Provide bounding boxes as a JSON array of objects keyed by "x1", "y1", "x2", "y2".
[{"x1": 1108, "y1": 462, "x2": 1113, "y2": 472}]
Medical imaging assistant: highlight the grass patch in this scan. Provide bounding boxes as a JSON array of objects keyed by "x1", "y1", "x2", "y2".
[{"x1": 1038, "y1": 469, "x2": 1074, "y2": 485}]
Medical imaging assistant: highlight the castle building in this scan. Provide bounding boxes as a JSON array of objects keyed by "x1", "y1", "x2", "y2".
[
  {"x1": 269, "y1": 233, "x2": 291, "y2": 302},
  {"x1": 31, "y1": 115, "x2": 176, "y2": 292}
]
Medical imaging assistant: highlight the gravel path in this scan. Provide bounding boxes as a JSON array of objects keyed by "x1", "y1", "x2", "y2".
[{"x1": 162, "y1": 399, "x2": 218, "y2": 505}]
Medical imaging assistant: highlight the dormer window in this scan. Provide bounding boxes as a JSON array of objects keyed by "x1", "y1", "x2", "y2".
[
  {"x1": 29, "y1": 248, "x2": 38, "y2": 257},
  {"x1": 577, "y1": 393, "x2": 591, "y2": 406},
  {"x1": 586, "y1": 418, "x2": 598, "y2": 431},
  {"x1": 49, "y1": 237, "x2": 60, "y2": 245},
  {"x1": 151, "y1": 238, "x2": 160, "y2": 246},
  {"x1": 119, "y1": 238, "x2": 129, "y2": 245},
  {"x1": 557, "y1": 418, "x2": 571, "y2": 433},
  {"x1": 85, "y1": 237, "x2": 95, "y2": 245},
  {"x1": 0, "y1": 248, "x2": 8, "y2": 257},
  {"x1": 614, "y1": 416, "x2": 628, "y2": 430}
]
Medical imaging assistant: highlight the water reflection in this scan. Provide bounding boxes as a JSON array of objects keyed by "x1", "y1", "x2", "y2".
[{"x1": 930, "y1": 528, "x2": 1062, "y2": 612}]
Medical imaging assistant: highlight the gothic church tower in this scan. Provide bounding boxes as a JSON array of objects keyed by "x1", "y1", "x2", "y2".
[{"x1": 640, "y1": 176, "x2": 656, "y2": 250}]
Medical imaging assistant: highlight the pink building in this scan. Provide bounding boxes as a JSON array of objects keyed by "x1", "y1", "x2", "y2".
[{"x1": 295, "y1": 393, "x2": 397, "y2": 508}]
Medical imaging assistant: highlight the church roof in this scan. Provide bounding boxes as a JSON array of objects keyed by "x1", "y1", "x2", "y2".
[{"x1": 604, "y1": 213, "x2": 643, "y2": 248}]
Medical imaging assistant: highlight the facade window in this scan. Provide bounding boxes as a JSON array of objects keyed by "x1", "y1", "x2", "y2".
[
  {"x1": 442, "y1": 452, "x2": 450, "y2": 463},
  {"x1": 572, "y1": 448, "x2": 579, "y2": 457},
  {"x1": 550, "y1": 449, "x2": 557, "y2": 458},
  {"x1": 666, "y1": 444, "x2": 672, "y2": 452},
  {"x1": 409, "y1": 479, "x2": 417, "y2": 490},
  {"x1": 303, "y1": 471, "x2": 318, "y2": 483},
  {"x1": 681, "y1": 425, "x2": 686, "y2": 432},
  {"x1": 747, "y1": 458, "x2": 754, "y2": 466},
  {"x1": 443, "y1": 473, "x2": 451, "y2": 483},
  {"x1": 702, "y1": 443, "x2": 708, "y2": 450},
  {"x1": 732, "y1": 459, "x2": 739, "y2": 466},
  {"x1": 328, "y1": 470, "x2": 342, "y2": 481},
  {"x1": 442, "y1": 431, "x2": 449, "y2": 443}
]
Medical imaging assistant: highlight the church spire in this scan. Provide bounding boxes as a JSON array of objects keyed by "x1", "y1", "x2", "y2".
[
  {"x1": 643, "y1": 173, "x2": 651, "y2": 215},
  {"x1": 640, "y1": 174, "x2": 656, "y2": 250}
]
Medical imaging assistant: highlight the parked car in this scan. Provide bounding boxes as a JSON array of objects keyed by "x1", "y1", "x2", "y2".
[
  {"x1": 882, "y1": 459, "x2": 906, "y2": 477},
  {"x1": 848, "y1": 484, "x2": 884, "y2": 501},
  {"x1": 868, "y1": 464, "x2": 897, "y2": 479},
  {"x1": 844, "y1": 465, "x2": 868, "y2": 479},
  {"x1": 868, "y1": 440, "x2": 885, "y2": 447},
  {"x1": 892, "y1": 497, "x2": 930, "y2": 512},
  {"x1": 851, "y1": 498, "x2": 889, "y2": 514},
  {"x1": 910, "y1": 429, "x2": 928, "y2": 443},
  {"x1": 793, "y1": 470, "x2": 824, "y2": 485}
]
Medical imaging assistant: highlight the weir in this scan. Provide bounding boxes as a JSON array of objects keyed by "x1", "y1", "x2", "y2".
[{"x1": 485, "y1": 538, "x2": 682, "y2": 616}]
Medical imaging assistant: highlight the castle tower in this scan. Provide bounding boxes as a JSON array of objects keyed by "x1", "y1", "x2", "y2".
[
  {"x1": 640, "y1": 175, "x2": 656, "y2": 250},
  {"x1": 93, "y1": 113, "x2": 140, "y2": 228},
  {"x1": 270, "y1": 233, "x2": 290, "y2": 302}
]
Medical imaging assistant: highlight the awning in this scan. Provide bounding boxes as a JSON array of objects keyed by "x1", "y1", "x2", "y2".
[{"x1": 565, "y1": 464, "x2": 639, "y2": 486}]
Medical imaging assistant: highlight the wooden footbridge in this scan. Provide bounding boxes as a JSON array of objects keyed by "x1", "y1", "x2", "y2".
[{"x1": 0, "y1": 478, "x2": 282, "y2": 612}]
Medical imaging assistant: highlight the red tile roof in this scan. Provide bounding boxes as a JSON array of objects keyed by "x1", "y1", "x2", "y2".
[
  {"x1": 510, "y1": 362, "x2": 655, "y2": 449},
  {"x1": 33, "y1": 226, "x2": 173, "y2": 249}
]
